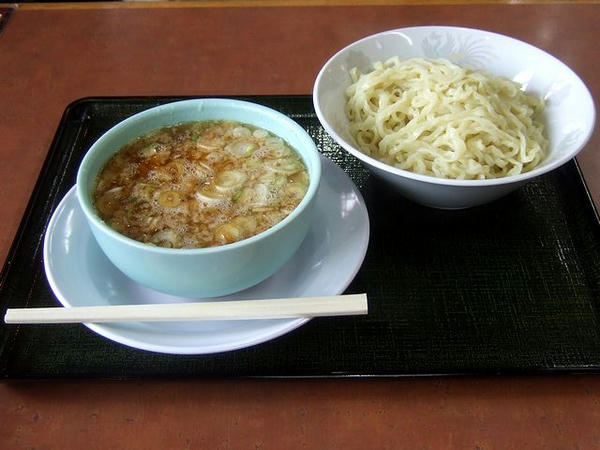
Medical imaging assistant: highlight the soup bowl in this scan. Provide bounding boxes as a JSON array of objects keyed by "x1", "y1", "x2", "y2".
[
  {"x1": 313, "y1": 26, "x2": 595, "y2": 209},
  {"x1": 77, "y1": 98, "x2": 321, "y2": 298}
]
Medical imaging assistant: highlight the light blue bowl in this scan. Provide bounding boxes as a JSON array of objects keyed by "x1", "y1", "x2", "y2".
[{"x1": 76, "y1": 98, "x2": 322, "y2": 298}]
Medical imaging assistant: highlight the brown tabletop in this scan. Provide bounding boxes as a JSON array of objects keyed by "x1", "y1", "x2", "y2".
[{"x1": 1, "y1": 1, "x2": 600, "y2": 448}]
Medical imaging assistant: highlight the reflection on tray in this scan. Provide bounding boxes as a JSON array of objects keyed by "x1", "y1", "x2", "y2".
[{"x1": 0, "y1": 7, "x2": 13, "y2": 35}]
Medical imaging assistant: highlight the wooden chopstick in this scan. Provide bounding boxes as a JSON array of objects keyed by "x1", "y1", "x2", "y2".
[{"x1": 3, "y1": 294, "x2": 368, "y2": 324}]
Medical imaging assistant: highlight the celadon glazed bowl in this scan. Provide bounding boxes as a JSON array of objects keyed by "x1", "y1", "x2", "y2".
[
  {"x1": 76, "y1": 98, "x2": 321, "y2": 298},
  {"x1": 313, "y1": 26, "x2": 595, "y2": 209}
]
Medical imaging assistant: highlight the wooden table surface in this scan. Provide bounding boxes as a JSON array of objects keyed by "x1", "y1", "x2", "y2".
[{"x1": 1, "y1": 1, "x2": 599, "y2": 448}]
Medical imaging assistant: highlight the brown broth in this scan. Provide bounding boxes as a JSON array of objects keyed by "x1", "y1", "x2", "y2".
[{"x1": 93, "y1": 120, "x2": 309, "y2": 248}]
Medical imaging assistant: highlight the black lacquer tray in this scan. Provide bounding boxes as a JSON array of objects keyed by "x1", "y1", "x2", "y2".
[
  {"x1": 2, "y1": 95, "x2": 600, "y2": 379},
  {"x1": 0, "y1": 7, "x2": 13, "y2": 35}
]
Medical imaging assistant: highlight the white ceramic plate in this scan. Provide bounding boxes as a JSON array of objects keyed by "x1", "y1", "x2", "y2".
[{"x1": 43, "y1": 156, "x2": 370, "y2": 354}]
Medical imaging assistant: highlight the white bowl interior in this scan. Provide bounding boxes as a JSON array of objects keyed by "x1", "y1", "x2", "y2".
[{"x1": 314, "y1": 26, "x2": 596, "y2": 186}]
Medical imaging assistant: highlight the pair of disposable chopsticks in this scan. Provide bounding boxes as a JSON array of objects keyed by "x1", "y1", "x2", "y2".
[{"x1": 3, "y1": 293, "x2": 368, "y2": 324}]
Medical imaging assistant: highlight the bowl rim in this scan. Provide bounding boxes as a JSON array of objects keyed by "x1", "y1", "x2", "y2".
[
  {"x1": 313, "y1": 25, "x2": 596, "y2": 187},
  {"x1": 76, "y1": 98, "x2": 322, "y2": 254}
]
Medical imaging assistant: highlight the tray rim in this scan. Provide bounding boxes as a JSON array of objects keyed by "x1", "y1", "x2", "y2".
[{"x1": 2, "y1": 95, "x2": 600, "y2": 380}]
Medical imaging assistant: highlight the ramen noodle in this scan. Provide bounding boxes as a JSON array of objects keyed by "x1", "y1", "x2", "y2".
[
  {"x1": 345, "y1": 57, "x2": 548, "y2": 180},
  {"x1": 93, "y1": 120, "x2": 309, "y2": 248}
]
